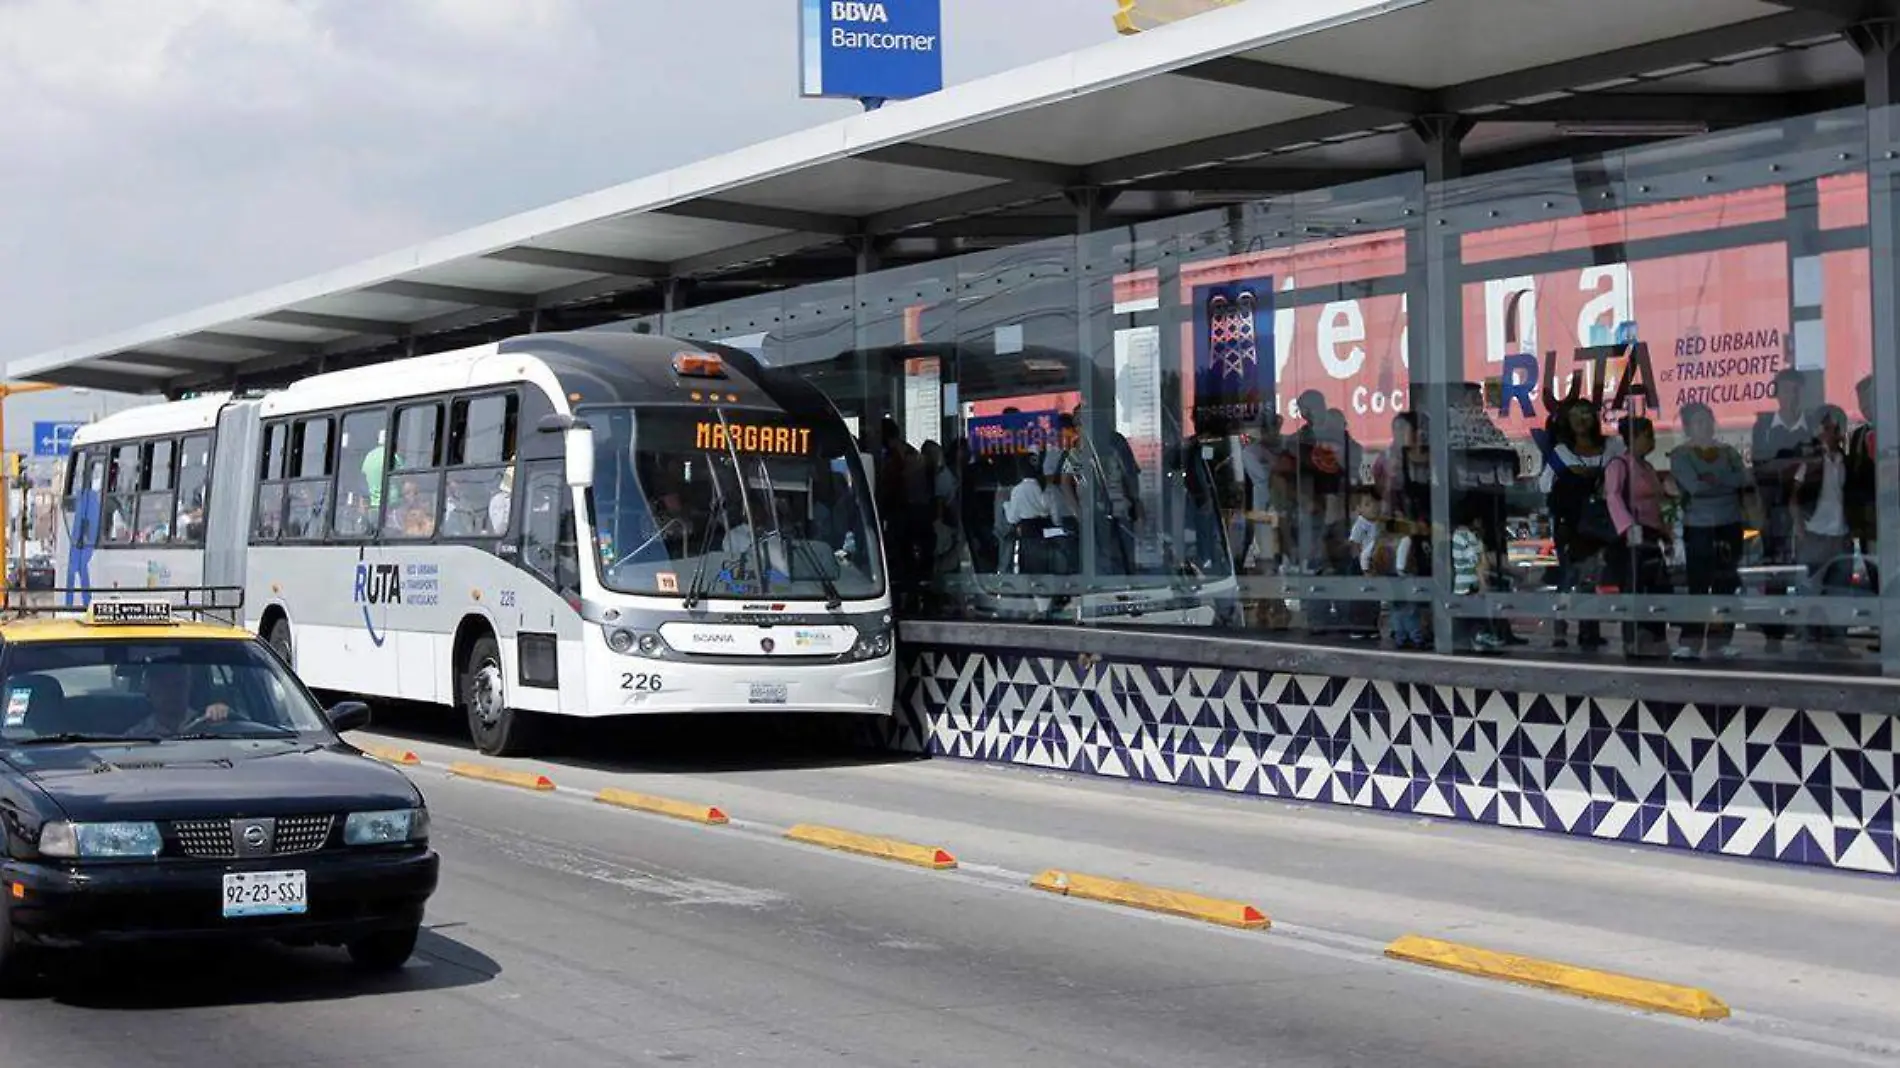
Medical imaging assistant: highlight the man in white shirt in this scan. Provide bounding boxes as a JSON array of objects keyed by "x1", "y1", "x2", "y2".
[{"x1": 1793, "y1": 405, "x2": 1854, "y2": 651}]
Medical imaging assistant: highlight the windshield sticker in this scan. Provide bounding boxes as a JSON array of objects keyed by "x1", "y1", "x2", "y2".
[
  {"x1": 656, "y1": 571, "x2": 679, "y2": 593},
  {"x1": 4, "y1": 688, "x2": 30, "y2": 727}
]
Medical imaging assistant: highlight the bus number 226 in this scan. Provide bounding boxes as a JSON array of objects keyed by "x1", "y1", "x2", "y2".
[{"x1": 622, "y1": 673, "x2": 662, "y2": 692}]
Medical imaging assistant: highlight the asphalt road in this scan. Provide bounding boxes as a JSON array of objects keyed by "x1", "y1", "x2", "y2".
[{"x1": 1, "y1": 732, "x2": 1891, "y2": 1068}]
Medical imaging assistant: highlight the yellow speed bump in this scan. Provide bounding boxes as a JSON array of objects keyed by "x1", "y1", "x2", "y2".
[
  {"x1": 1383, "y1": 935, "x2": 1730, "y2": 1020},
  {"x1": 595, "y1": 788, "x2": 729, "y2": 825},
  {"x1": 447, "y1": 761, "x2": 556, "y2": 792},
  {"x1": 357, "y1": 743, "x2": 420, "y2": 767},
  {"x1": 784, "y1": 824, "x2": 957, "y2": 869},
  {"x1": 1030, "y1": 870, "x2": 1270, "y2": 930}
]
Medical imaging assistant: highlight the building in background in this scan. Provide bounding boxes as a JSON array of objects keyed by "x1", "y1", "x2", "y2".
[{"x1": 1113, "y1": 0, "x2": 1243, "y2": 34}]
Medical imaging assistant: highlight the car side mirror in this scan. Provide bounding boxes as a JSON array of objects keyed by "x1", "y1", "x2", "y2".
[{"x1": 327, "y1": 700, "x2": 372, "y2": 733}]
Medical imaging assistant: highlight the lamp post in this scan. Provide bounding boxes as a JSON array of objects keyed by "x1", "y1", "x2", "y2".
[{"x1": 0, "y1": 381, "x2": 60, "y2": 599}]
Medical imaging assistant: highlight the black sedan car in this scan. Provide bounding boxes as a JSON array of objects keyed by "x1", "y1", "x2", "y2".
[{"x1": 0, "y1": 600, "x2": 439, "y2": 990}]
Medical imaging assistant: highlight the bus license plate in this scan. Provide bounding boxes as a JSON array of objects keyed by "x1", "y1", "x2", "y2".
[
  {"x1": 223, "y1": 870, "x2": 308, "y2": 918},
  {"x1": 748, "y1": 683, "x2": 788, "y2": 705}
]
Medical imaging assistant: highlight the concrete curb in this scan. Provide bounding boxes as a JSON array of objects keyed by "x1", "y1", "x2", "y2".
[
  {"x1": 447, "y1": 761, "x2": 557, "y2": 792},
  {"x1": 595, "y1": 788, "x2": 729, "y2": 825},
  {"x1": 357, "y1": 743, "x2": 421, "y2": 766},
  {"x1": 1383, "y1": 935, "x2": 1731, "y2": 1020},
  {"x1": 1029, "y1": 869, "x2": 1270, "y2": 930},
  {"x1": 784, "y1": 824, "x2": 958, "y2": 869}
]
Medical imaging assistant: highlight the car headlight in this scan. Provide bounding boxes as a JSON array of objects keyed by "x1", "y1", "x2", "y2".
[
  {"x1": 344, "y1": 808, "x2": 430, "y2": 845},
  {"x1": 39, "y1": 820, "x2": 162, "y2": 858}
]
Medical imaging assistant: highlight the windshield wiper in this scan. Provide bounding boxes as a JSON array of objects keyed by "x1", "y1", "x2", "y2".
[
  {"x1": 174, "y1": 723, "x2": 302, "y2": 741},
  {"x1": 11, "y1": 732, "x2": 162, "y2": 746},
  {"x1": 768, "y1": 531, "x2": 843, "y2": 610}
]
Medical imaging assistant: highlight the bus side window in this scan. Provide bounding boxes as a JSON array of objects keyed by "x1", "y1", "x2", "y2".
[
  {"x1": 253, "y1": 423, "x2": 288, "y2": 543},
  {"x1": 284, "y1": 417, "x2": 333, "y2": 540},
  {"x1": 136, "y1": 438, "x2": 176, "y2": 545},
  {"x1": 384, "y1": 403, "x2": 443, "y2": 541},
  {"x1": 520, "y1": 462, "x2": 577, "y2": 595},
  {"x1": 331, "y1": 409, "x2": 387, "y2": 541},
  {"x1": 104, "y1": 443, "x2": 141, "y2": 546},
  {"x1": 444, "y1": 393, "x2": 518, "y2": 540},
  {"x1": 174, "y1": 434, "x2": 211, "y2": 546}
]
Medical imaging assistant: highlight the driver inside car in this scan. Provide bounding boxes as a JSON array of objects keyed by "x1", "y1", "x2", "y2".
[{"x1": 125, "y1": 662, "x2": 234, "y2": 737}]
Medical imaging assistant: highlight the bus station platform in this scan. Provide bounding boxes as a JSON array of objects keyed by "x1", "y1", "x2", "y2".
[{"x1": 14, "y1": 0, "x2": 1900, "y2": 878}]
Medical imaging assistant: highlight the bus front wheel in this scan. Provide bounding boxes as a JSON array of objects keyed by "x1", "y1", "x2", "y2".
[{"x1": 462, "y1": 634, "x2": 537, "y2": 757}]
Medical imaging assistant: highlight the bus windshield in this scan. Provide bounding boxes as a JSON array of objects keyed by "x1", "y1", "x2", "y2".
[{"x1": 583, "y1": 406, "x2": 882, "y2": 603}]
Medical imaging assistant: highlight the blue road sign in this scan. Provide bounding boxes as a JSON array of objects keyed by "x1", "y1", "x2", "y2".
[
  {"x1": 32, "y1": 421, "x2": 83, "y2": 458},
  {"x1": 800, "y1": 0, "x2": 942, "y2": 101}
]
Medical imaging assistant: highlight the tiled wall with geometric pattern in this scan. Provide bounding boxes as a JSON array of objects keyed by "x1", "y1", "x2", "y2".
[{"x1": 890, "y1": 646, "x2": 1900, "y2": 877}]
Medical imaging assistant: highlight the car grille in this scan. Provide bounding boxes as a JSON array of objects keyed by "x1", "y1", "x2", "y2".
[{"x1": 170, "y1": 815, "x2": 336, "y2": 859}]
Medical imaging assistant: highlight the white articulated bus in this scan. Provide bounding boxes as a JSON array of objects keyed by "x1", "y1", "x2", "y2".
[{"x1": 55, "y1": 332, "x2": 896, "y2": 755}]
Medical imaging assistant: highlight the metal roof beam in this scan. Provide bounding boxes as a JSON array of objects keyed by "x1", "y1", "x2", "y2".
[
  {"x1": 189, "y1": 332, "x2": 320, "y2": 356},
  {"x1": 1761, "y1": 0, "x2": 1878, "y2": 18},
  {"x1": 652, "y1": 199, "x2": 859, "y2": 236},
  {"x1": 34, "y1": 366, "x2": 167, "y2": 394},
  {"x1": 1438, "y1": 10, "x2": 1848, "y2": 113},
  {"x1": 906, "y1": 215, "x2": 1108, "y2": 239},
  {"x1": 102, "y1": 351, "x2": 234, "y2": 374},
  {"x1": 668, "y1": 232, "x2": 848, "y2": 277},
  {"x1": 1119, "y1": 166, "x2": 1395, "y2": 192},
  {"x1": 1502, "y1": 92, "x2": 1816, "y2": 124},
  {"x1": 482, "y1": 247, "x2": 667, "y2": 277},
  {"x1": 1086, "y1": 104, "x2": 1393, "y2": 187},
  {"x1": 855, "y1": 144, "x2": 1083, "y2": 186},
  {"x1": 256, "y1": 310, "x2": 410, "y2": 335},
  {"x1": 865, "y1": 182, "x2": 1067, "y2": 234},
  {"x1": 1173, "y1": 56, "x2": 1433, "y2": 114},
  {"x1": 362, "y1": 280, "x2": 538, "y2": 310}
]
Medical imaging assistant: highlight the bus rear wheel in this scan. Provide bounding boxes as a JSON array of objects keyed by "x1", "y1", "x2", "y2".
[{"x1": 462, "y1": 634, "x2": 536, "y2": 757}]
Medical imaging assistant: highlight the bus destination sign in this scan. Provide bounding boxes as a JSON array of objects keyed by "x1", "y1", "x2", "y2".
[{"x1": 694, "y1": 421, "x2": 814, "y2": 456}]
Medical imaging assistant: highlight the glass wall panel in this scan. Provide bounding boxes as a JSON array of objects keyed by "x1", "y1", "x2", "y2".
[{"x1": 1433, "y1": 109, "x2": 1879, "y2": 669}]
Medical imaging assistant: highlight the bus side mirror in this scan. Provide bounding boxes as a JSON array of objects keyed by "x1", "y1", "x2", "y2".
[{"x1": 564, "y1": 427, "x2": 595, "y2": 488}]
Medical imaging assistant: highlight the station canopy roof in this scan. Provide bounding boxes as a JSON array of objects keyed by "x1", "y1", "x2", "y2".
[{"x1": 10, "y1": 0, "x2": 1873, "y2": 395}]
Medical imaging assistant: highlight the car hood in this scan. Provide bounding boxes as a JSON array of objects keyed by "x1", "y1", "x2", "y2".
[{"x1": 1, "y1": 740, "x2": 421, "y2": 821}]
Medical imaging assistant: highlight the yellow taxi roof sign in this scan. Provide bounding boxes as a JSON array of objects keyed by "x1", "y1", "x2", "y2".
[{"x1": 83, "y1": 599, "x2": 176, "y2": 626}]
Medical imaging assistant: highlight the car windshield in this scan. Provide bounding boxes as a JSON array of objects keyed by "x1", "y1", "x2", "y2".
[
  {"x1": 583, "y1": 406, "x2": 882, "y2": 602},
  {"x1": 0, "y1": 639, "x2": 331, "y2": 744}
]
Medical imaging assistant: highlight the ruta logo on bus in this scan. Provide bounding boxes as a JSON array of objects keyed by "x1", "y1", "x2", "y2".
[
  {"x1": 354, "y1": 563, "x2": 403, "y2": 605},
  {"x1": 352, "y1": 563, "x2": 401, "y2": 649}
]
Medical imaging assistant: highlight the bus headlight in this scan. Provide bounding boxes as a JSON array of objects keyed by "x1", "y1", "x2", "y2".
[
  {"x1": 849, "y1": 627, "x2": 894, "y2": 660},
  {"x1": 604, "y1": 626, "x2": 667, "y2": 658}
]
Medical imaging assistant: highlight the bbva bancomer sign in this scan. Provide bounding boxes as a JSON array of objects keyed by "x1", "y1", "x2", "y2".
[{"x1": 800, "y1": 0, "x2": 944, "y2": 101}]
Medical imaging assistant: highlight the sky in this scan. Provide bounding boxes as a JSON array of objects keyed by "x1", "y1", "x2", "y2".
[{"x1": 0, "y1": 0, "x2": 1118, "y2": 454}]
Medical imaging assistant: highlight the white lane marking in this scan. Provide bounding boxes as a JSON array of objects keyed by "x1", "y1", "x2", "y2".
[{"x1": 442, "y1": 817, "x2": 787, "y2": 909}]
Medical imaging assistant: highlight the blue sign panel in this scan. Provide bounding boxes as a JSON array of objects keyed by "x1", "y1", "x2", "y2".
[
  {"x1": 1190, "y1": 277, "x2": 1275, "y2": 432},
  {"x1": 800, "y1": 0, "x2": 943, "y2": 101},
  {"x1": 32, "y1": 421, "x2": 83, "y2": 458}
]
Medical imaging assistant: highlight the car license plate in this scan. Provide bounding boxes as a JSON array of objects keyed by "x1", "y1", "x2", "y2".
[
  {"x1": 222, "y1": 870, "x2": 308, "y2": 918},
  {"x1": 748, "y1": 682, "x2": 788, "y2": 705}
]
